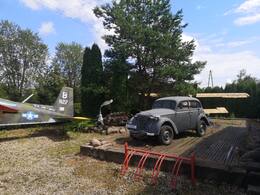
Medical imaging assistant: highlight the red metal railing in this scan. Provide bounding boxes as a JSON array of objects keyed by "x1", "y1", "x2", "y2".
[{"x1": 120, "y1": 142, "x2": 196, "y2": 189}]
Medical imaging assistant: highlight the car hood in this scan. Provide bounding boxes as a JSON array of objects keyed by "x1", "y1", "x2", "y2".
[{"x1": 137, "y1": 108, "x2": 175, "y2": 117}]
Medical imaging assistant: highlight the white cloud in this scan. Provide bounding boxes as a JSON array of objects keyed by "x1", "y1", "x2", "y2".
[
  {"x1": 38, "y1": 21, "x2": 55, "y2": 36},
  {"x1": 21, "y1": 0, "x2": 41, "y2": 10},
  {"x1": 236, "y1": 0, "x2": 260, "y2": 13},
  {"x1": 182, "y1": 34, "x2": 196, "y2": 43},
  {"x1": 183, "y1": 33, "x2": 260, "y2": 87},
  {"x1": 225, "y1": 40, "x2": 251, "y2": 47},
  {"x1": 235, "y1": 13, "x2": 260, "y2": 25},
  {"x1": 194, "y1": 49, "x2": 260, "y2": 87},
  {"x1": 230, "y1": 0, "x2": 260, "y2": 25},
  {"x1": 216, "y1": 40, "x2": 251, "y2": 48},
  {"x1": 194, "y1": 33, "x2": 260, "y2": 63},
  {"x1": 182, "y1": 33, "x2": 212, "y2": 52},
  {"x1": 226, "y1": 78, "x2": 232, "y2": 84},
  {"x1": 196, "y1": 5, "x2": 205, "y2": 10},
  {"x1": 223, "y1": 9, "x2": 235, "y2": 16},
  {"x1": 20, "y1": 0, "x2": 112, "y2": 52}
]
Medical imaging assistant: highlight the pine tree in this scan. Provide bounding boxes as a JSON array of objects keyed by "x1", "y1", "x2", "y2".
[
  {"x1": 81, "y1": 44, "x2": 106, "y2": 116},
  {"x1": 104, "y1": 51, "x2": 129, "y2": 112},
  {"x1": 94, "y1": 0, "x2": 206, "y2": 109},
  {"x1": 91, "y1": 44, "x2": 103, "y2": 85},
  {"x1": 81, "y1": 47, "x2": 91, "y2": 115}
]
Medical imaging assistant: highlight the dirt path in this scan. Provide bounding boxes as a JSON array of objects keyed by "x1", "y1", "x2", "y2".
[{"x1": 0, "y1": 127, "x2": 245, "y2": 194}]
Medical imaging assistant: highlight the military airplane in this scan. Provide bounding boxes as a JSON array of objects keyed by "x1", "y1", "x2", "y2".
[{"x1": 0, "y1": 87, "x2": 80, "y2": 128}]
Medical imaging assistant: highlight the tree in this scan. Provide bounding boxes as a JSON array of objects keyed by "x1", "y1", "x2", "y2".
[
  {"x1": 81, "y1": 44, "x2": 107, "y2": 116},
  {"x1": 104, "y1": 51, "x2": 129, "y2": 112},
  {"x1": 225, "y1": 70, "x2": 258, "y2": 118},
  {"x1": 256, "y1": 81, "x2": 260, "y2": 118},
  {"x1": 200, "y1": 70, "x2": 259, "y2": 119},
  {"x1": 0, "y1": 83, "x2": 8, "y2": 99},
  {"x1": 0, "y1": 20, "x2": 48, "y2": 100},
  {"x1": 81, "y1": 47, "x2": 91, "y2": 115},
  {"x1": 34, "y1": 65, "x2": 65, "y2": 105},
  {"x1": 90, "y1": 44, "x2": 104, "y2": 85},
  {"x1": 52, "y1": 42, "x2": 83, "y2": 102},
  {"x1": 94, "y1": 0, "x2": 206, "y2": 109}
]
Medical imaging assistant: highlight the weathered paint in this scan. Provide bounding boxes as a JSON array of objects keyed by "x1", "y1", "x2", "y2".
[{"x1": 0, "y1": 87, "x2": 74, "y2": 127}]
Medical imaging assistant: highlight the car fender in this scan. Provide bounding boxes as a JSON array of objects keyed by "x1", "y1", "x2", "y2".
[
  {"x1": 157, "y1": 118, "x2": 179, "y2": 135},
  {"x1": 197, "y1": 114, "x2": 210, "y2": 126}
]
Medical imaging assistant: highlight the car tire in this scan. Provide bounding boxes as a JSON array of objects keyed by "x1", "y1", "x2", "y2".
[
  {"x1": 130, "y1": 133, "x2": 138, "y2": 140},
  {"x1": 158, "y1": 125, "x2": 174, "y2": 145},
  {"x1": 197, "y1": 120, "x2": 207, "y2": 137}
]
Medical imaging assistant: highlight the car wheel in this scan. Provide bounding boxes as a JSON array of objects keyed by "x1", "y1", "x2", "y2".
[
  {"x1": 130, "y1": 133, "x2": 138, "y2": 140},
  {"x1": 158, "y1": 125, "x2": 174, "y2": 145},
  {"x1": 197, "y1": 120, "x2": 207, "y2": 137}
]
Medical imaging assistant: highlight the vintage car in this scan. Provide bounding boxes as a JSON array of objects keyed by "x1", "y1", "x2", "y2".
[{"x1": 126, "y1": 96, "x2": 210, "y2": 145}]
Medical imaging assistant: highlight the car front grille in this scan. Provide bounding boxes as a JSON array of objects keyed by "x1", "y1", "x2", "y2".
[{"x1": 135, "y1": 115, "x2": 150, "y2": 130}]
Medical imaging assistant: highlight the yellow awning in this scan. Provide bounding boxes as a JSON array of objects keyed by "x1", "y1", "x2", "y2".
[
  {"x1": 196, "y1": 93, "x2": 250, "y2": 98},
  {"x1": 204, "y1": 107, "x2": 229, "y2": 115}
]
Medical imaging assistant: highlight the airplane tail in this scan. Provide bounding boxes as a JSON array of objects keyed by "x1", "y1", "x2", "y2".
[{"x1": 53, "y1": 87, "x2": 74, "y2": 117}]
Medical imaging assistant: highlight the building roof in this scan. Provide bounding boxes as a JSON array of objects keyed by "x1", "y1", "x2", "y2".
[
  {"x1": 204, "y1": 107, "x2": 229, "y2": 115},
  {"x1": 196, "y1": 93, "x2": 250, "y2": 98}
]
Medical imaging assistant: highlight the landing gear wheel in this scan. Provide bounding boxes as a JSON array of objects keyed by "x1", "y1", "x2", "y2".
[
  {"x1": 197, "y1": 120, "x2": 207, "y2": 137},
  {"x1": 158, "y1": 125, "x2": 174, "y2": 145}
]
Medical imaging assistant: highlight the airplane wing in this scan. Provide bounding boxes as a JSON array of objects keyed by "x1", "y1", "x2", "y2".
[
  {"x1": 73, "y1": 117, "x2": 91, "y2": 120},
  {"x1": 0, "y1": 104, "x2": 18, "y2": 113},
  {"x1": 52, "y1": 116, "x2": 91, "y2": 121}
]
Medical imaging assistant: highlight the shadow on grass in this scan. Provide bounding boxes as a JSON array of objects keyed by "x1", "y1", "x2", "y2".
[{"x1": 0, "y1": 125, "x2": 70, "y2": 143}]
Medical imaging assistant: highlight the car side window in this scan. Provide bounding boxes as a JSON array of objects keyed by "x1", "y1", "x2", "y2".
[
  {"x1": 178, "y1": 101, "x2": 189, "y2": 110},
  {"x1": 190, "y1": 101, "x2": 201, "y2": 109},
  {"x1": 152, "y1": 100, "x2": 176, "y2": 110}
]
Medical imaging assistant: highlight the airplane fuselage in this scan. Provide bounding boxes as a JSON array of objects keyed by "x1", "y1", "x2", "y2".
[{"x1": 0, "y1": 87, "x2": 74, "y2": 127}]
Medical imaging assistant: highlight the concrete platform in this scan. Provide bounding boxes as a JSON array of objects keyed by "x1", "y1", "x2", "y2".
[{"x1": 80, "y1": 119, "x2": 250, "y2": 185}]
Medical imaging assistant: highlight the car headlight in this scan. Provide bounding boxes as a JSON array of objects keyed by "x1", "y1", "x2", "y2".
[
  {"x1": 149, "y1": 115, "x2": 160, "y2": 120},
  {"x1": 128, "y1": 116, "x2": 135, "y2": 124}
]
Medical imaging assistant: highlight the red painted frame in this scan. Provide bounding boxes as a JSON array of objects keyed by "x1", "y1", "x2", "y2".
[{"x1": 121, "y1": 142, "x2": 196, "y2": 189}]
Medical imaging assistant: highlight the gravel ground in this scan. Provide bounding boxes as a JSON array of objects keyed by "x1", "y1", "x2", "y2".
[{"x1": 0, "y1": 127, "x2": 246, "y2": 195}]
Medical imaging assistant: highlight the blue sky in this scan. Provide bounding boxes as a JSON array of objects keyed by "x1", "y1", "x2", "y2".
[{"x1": 1, "y1": 0, "x2": 260, "y2": 87}]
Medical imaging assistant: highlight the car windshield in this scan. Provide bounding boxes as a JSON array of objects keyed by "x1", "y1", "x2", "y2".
[{"x1": 152, "y1": 100, "x2": 176, "y2": 110}]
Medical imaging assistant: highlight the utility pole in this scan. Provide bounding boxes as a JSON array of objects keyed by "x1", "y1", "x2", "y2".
[{"x1": 208, "y1": 70, "x2": 214, "y2": 88}]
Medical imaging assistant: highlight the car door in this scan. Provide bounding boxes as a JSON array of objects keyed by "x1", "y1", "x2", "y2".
[
  {"x1": 174, "y1": 101, "x2": 190, "y2": 131},
  {"x1": 189, "y1": 100, "x2": 200, "y2": 129}
]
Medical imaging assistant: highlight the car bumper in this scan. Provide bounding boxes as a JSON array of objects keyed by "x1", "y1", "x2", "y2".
[
  {"x1": 208, "y1": 117, "x2": 214, "y2": 125},
  {"x1": 126, "y1": 124, "x2": 155, "y2": 136}
]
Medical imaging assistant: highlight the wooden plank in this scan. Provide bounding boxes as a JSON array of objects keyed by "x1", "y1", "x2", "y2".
[
  {"x1": 204, "y1": 107, "x2": 229, "y2": 114},
  {"x1": 196, "y1": 93, "x2": 250, "y2": 98}
]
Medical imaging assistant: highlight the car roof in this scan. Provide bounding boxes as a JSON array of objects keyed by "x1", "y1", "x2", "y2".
[{"x1": 155, "y1": 96, "x2": 200, "y2": 103}]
